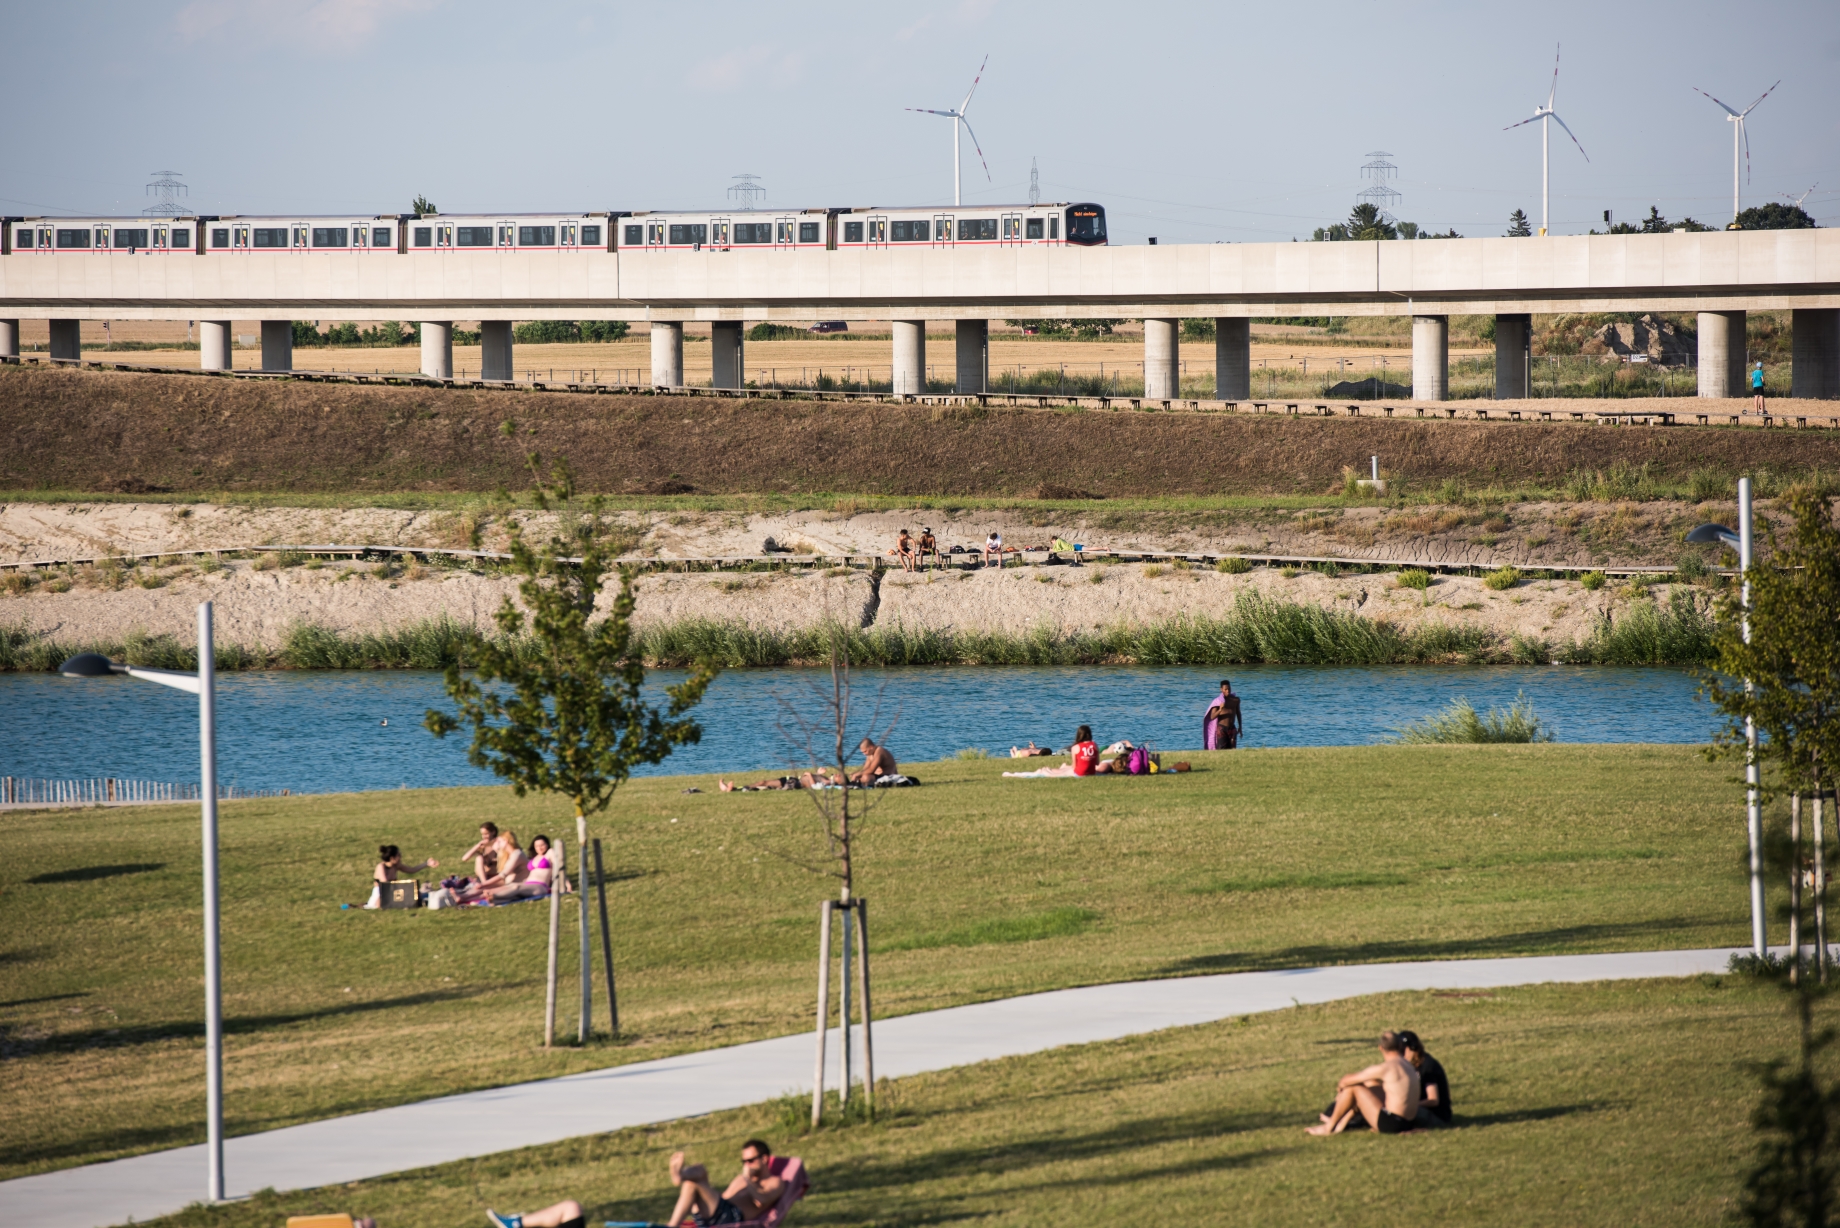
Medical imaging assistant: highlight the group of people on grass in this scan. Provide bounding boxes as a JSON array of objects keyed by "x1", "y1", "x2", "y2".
[
  {"x1": 1308, "y1": 1029, "x2": 1453, "y2": 1135},
  {"x1": 718, "y1": 738, "x2": 906, "y2": 792},
  {"x1": 368, "y1": 823, "x2": 569, "y2": 907},
  {"x1": 490, "y1": 1139, "x2": 794, "y2": 1228},
  {"x1": 1002, "y1": 683, "x2": 1245, "y2": 778}
]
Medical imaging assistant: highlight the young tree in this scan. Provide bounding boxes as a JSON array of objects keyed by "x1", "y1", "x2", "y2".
[
  {"x1": 1506, "y1": 210, "x2": 1534, "y2": 238},
  {"x1": 1346, "y1": 203, "x2": 1397, "y2": 241},
  {"x1": 425, "y1": 452, "x2": 716, "y2": 1045},
  {"x1": 411, "y1": 195, "x2": 438, "y2": 218}
]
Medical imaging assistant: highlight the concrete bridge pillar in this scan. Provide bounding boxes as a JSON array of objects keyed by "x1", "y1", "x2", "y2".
[
  {"x1": 1412, "y1": 315, "x2": 1448, "y2": 401},
  {"x1": 711, "y1": 322, "x2": 745, "y2": 389},
  {"x1": 260, "y1": 321, "x2": 293, "y2": 372},
  {"x1": 1791, "y1": 308, "x2": 1840, "y2": 399},
  {"x1": 1697, "y1": 311, "x2": 1746, "y2": 398},
  {"x1": 49, "y1": 319, "x2": 81, "y2": 362},
  {"x1": 199, "y1": 322, "x2": 232, "y2": 370},
  {"x1": 419, "y1": 323, "x2": 453, "y2": 379},
  {"x1": 650, "y1": 322, "x2": 684, "y2": 387},
  {"x1": 1143, "y1": 319, "x2": 1179, "y2": 399},
  {"x1": 1494, "y1": 314, "x2": 1531, "y2": 399},
  {"x1": 1215, "y1": 318, "x2": 1250, "y2": 399},
  {"x1": 892, "y1": 321, "x2": 927, "y2": 396},
  {"x1": 0, "y1": 320, "x2": 18, "y2": 359},
  {"x1": 481, "y1": 321, "x2": 514, "y2": 382},
  {"x1": 956, "y1": 320, "x2": 988, "y2": 394}
]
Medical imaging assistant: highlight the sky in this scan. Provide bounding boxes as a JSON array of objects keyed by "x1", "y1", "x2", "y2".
[{"x1": 4, "y1": 0, "x2": 1838, "y2": 244}]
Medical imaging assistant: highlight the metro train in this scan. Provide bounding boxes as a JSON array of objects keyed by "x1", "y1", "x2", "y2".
[{"x1": 1, "y1": 202, "x2": 1107, "y2": 255}]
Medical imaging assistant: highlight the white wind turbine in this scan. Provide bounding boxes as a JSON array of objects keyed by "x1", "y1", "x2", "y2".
[
  {"x1": 1504, "y1": 45, "x2": 1589, "y2": 236},
  {"x1": 1694, "y1": 81, "x2": 1781, "y2": 226},
  {"x1": 907, "y1": 56, "x2": 991, "y2": 206}
]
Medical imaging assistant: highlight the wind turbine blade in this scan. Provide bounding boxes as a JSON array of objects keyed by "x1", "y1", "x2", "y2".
[
  {"x1": 906, "y1": 107, "x2": 959, "y2": 117},
  {"x1": 1548, "y1": 111, "x2": 1590, "y2": 162},
  {"x1": 1548, "y1": 44, "x2": 1560, "y2": 108},
  {"x1": 1694, "y1": 86, "x2": 1740, "y2": 117},
  {"x1": 1503, "y1": 114, "x2": 1544, "y2": 131},
  {"x1": 1740, "y1": 80, "x2": 1781, "y2": 117},
  {"x1": 959, "y1": 118, "x2": 991, "y2": 182},
  {"x1": 1743, "y1": 119, "x2": 1752, "y2": 185},
  {"x1": 960, "y1": 54, "x2": 988, "y2": 114}
]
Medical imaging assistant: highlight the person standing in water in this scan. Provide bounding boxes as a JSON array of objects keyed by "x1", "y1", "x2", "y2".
[{"x1": 1204, "y1": 680, "x2": 1243, "y2": 750}]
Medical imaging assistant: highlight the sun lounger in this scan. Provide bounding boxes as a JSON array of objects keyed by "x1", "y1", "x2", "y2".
[{"x1": 606, "y1": 1156, "x2": 810, "y2": 1228}]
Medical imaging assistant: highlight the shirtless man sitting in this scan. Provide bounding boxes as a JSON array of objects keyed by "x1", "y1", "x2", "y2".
[
  {"x1": 1308, "y1": 1031, "x2": 1422, "y2": 1135},
  {"x1": 895, "y1": 529, "x2": 918, "y2": 572},
  {"x1": 918, "y1": 528, "x2": 940, "y2": 569},
  {"x1": 667, "y1": 1139, "x2": 783, "y2": 1227},
  {"x1": 806, "y1": 738, "x2": 896, "y2": 788}
]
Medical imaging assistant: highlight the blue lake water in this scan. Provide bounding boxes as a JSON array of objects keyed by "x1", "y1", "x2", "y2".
[{"x1": 0, "y1": 665, "x2": 1712, "y2": 796}]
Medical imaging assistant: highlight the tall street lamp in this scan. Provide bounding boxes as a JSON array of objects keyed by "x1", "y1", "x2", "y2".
[
  {"x1": 1686, "y1": 476, "x2": 1761, "y2": 956},
  {"x1": 59, "y1": 601, "x2": 223, "y2": 1202}
]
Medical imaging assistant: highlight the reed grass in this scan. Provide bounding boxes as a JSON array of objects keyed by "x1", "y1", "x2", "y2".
[{"x1": 1391, "y1": 692, "x2": 1554, "y2": 744}]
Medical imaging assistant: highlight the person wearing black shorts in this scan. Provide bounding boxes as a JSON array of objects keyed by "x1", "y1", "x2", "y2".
[
  {"x1": 1308, "y1": 1032, "x2": 1422, "y2": 1135},
  {"x1": 1398, "y1": 1030, "x2": 1452, "y2": 1127},
  {"x1": 668, "y1": 1140, "x2": 782, "y2": 1227}
]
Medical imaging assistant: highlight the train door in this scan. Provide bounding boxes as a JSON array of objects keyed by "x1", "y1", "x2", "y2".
[
  {"x1": 36, "y1": 225, "x2": 52, "y2": 251},
  {"x1": 153, "y1": 225, "x2": 168, "y2": 252},
  {"x1": 233, "y1": 224, "x2": 249, "y2": 252},
  {"x1": 1000, "y1": 213, "x2": 1024, "y2": 246},
  {"x1": 933, "y1": 215, "x2": 954, "y2": 247},
  {"x1": 95, "y1": 225, "x2": 111, "y2": 251},
  {"x1": 711, "y1": 217, "x2": 730, "y2": 249},
  {"x1": 775, "y1": 216, "x2": 797, "y2": 248},
  {"x1": 867, "y1": 215, "x2": 888, "y2": 248},
  {"x1": 293, "y1": 225, "x2": 308, "y2": 251},
  {"x1": 560, "y1": 221, "x2": 578, "y2": 251},
  {"x1": 437, "y1": 223, "x2": 453, "y2": 249},
  {"x1": 647, "y1": 220, "x2": 666, "y2": 248},
  {"x1": 499, "y1": 221, "x2": 516, "y2": 249}
]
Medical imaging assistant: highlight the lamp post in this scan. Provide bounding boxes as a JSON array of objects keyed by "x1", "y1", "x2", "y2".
[
  {"x1": 1687, "y1": 476, "x2": 1762, "y2": 956},
  {"x1": 59, "y1": 601, "x2": 222, "y2": 1202}
]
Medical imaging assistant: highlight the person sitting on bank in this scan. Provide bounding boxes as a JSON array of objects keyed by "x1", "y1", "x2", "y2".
[
  {"x1": 895, "y1": 529, "x2": 918, "y2": 572},
  {"x1": 374, "y1": 845, "x2": 438, "y2": 886},
  {"x1": 1308, "y1": 1032, "x2": 1422, "y2": 1135},
  {"x1": 984, "y1": 529, "x2": 1004, "y2": 567},
  {"x1": 491, "y1": 834, "x2": 562, "y2": 902},
  {"x1": 1397, "y1": 1030, "x2": 1452, "y2": 1127},
  {"x1": 918, "y1": 527, "x2": 940, "y2": 568},
  {"x1": 805, "y1": 738, "x2": 897, "y2": 788},
  {"x1": 666, "y1": 1140, "x2": 784, "y2": 1227},
  {"x1": 461, "y1": 823, "x2": 501, "y2": 884}
]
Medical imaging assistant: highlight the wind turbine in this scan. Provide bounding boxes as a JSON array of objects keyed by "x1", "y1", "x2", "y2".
[
  {"x1": 907, "y1": 56, "x2": 991, "y2": 206},
  {"x1": 1504, "y1": 45, "x2": 1589, "y2": 236},
  {"x1": 1695, "y1": 82, "x2": 1781, "y2": 225}
]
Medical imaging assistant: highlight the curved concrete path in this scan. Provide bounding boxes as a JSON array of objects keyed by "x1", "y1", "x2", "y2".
[{"x1": 2, "y1": 948, "x2": 1741, "y2": 1228}]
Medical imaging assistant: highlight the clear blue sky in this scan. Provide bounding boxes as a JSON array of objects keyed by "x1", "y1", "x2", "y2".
[{"x1": 5, "y1": 0, "x2": 1837, "y2": 242}]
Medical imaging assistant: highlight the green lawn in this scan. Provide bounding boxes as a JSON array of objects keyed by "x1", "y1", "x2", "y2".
[
  {"x1": 0, "y1": 745, "x2": 1760, "y2": 1182},
  {"x1": 150, "y1": 976, "x2": 1826, "y2": 1228}
]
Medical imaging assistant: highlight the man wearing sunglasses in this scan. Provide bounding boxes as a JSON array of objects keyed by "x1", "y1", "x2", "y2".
[{"x1": 666, "y1": 1139, "x2": 782, "y2": 1227}]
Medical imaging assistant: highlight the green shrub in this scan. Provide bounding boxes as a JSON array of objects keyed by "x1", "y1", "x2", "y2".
[
  {"x1": 1687, "y1": 468, "x2": 1730, "y2": 502},
  {"x1": 954, "y1": 747, "x2": 991, "y2": 760},
  {"x1": 1581, "y1": 570, "x2": 1607, "y2": 591},
  {"x1": 1674, "y1": 552, "x2": 1709, "y2": 584},
  {"x1": 747, "y1": 323, "x2": 807, "y2": 341},
  {"x1": 1484, "y1": 566, "x2": 1522, "y2": 591},
  {"x1": 1216, "y1": 557, "x2": 1252, "y2": 574},
  {"x1": 1392, "y1": 693, "x2": 1554, "y2": 744},
  {"x1": 1395, "y1": 568, "x2": 1431, "y2": 591}
]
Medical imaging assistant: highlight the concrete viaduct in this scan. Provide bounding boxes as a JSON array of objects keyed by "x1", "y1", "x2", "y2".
[{"x1": 3, "y1": 229, "x2": 1838, "y2": 400}]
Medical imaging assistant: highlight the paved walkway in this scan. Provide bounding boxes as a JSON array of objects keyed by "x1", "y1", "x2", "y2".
[{"x1": 3, "y1": 948, "x2": 1741, "y2": 1228}]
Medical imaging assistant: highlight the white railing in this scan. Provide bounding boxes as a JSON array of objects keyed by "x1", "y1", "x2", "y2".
[{"x1": 0, "y1": 777, "x2": 289, "y2": 805}]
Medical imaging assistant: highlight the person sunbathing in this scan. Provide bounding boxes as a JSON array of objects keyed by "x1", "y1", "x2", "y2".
[
  {"x1": 374, "y1": 845, "x2": 438, "y2": 885},
  {"x1": 805, "y1": 739, "x2": 897, "y2": 787},
  {"x1": 460, "y1": 823, "x2": 501, "y2": 884},
  {"x1": 1003, "y1": 726, "x2": 1122, "y2": 776},
  {"x1": 666, "y1": 1140, "x2": 783, "y2": 1227},
  {"x1": 452, "y1": 831, "x2": 525, "y2": 903},
  {"x1": 895, "y1": 529, "x2": 918, "y2": 572},
  {"x1": 1009, "y1": 742, "x2": 1054, "y2": 757},
  {"x1": 918, "y1": 528, "x2": 939, "y2": 568},
  {"x1": 1308, "y1": 1032, "x2": 1422, "y2": 1135},
  {"x1": 491, "y1": 834, "x2": 562, "y2": 901},
  {"x1": 719, "y1": 775, "x2": 806, "y2": 792},
  {"x1": 486, "y1": 1199, "x2": 585, "y2": 1228}
]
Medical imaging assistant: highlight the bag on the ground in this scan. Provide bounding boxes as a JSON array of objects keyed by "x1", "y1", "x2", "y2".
[{"x1": 1127, "y1": 746, "x2": 1151, "y2": 775}]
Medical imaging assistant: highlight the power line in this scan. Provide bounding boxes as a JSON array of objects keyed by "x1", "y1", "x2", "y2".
[{"x1": 144, "y1": 171, "x2": 190, "y2": 217}]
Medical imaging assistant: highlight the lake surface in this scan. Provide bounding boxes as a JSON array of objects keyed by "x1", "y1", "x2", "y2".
[{"x1": 0, "y1": 665, "x2": 1711, "y2": 796}]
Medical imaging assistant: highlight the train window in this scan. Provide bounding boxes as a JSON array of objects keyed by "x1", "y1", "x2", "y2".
[
  {"x1": 153, "y1": 229, "x2": 167, "y2": 249},
  {"x1": 455, "y1": 226, "x2": 493, "y2": 247},
  {"x1": 56, "y1": 229, "x2": 91, "y2": 248},
  {"x1": 312, "y1": 227, "x2": 349, "y2": 248},
  {"x1": 373, "y1": 227, "x2": 392, "y2": 247},
  {"x1": 293, "y1": 227, "x2": 307, "y2": 248},
  {"x1": 173, "y1": 228, "x2": 191, "y2": 249},
  {"x1": 623, "y1": 225, "x2": 643, "y2": 246},
  {"x1": 1026, "y1": 218, "x2": 1044, "y2": 240},
  {"x1": 115, "y1": 228, "x2": 149, "y2": 249},
  {"x1": 211, "y1": 228, "x2": 230, "y2": 249},
  {"x1": 799, "y1": 222, "x2": 820, "y2": 243},
  {"x1": 668, "y1": 224, "x2": 707, "y2": 245},
  {"x1": 1050, "y1": 216, "x2": 1059, "y2": 239},
  {"x1": 253, "y1": 228, "x2": 288, "y2": 248},
  {"x1": 735, "y1": 222, "x2": 771, "y2": 244},
  {"x1": 890, "y1": 220, "x2": 928, "y2": 242},
  {"x1": 353, "y1": 226, "x2": 369, "y2": 248},
  {"x1": 519, "y1": 225, "x2": 558, "y2": 246},
  {"x1": 775, "y1": 221, "x2": 792, "y2": 243},
  {"x1": 414, "y1": 227, "x2": 433, "y2": 247},
  {"x1": 1067, "y1": 209, "x2": 1105, "y2": 242},
  {"x1": 15, "y1": 229, "x2": 32, "y2": 248},
  {"x1": 956, "y1": 218, "x2": 997, "y2": 241},
  {"x1": 843, "y1": 221, "x2": 863, "y2": 244},
  {"x1": 582, "y1": 224, "x2": 601, "y2": 246}
]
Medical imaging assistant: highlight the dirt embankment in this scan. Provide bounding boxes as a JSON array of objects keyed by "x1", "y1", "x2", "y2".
[{"x1": 4, "y1": 366, "x2": 1838, "y2": 498}]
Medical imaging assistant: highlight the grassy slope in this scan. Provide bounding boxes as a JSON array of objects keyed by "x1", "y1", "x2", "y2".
[
  {"x1": 153, "y1": 977, "x2": 1824, "y2": 1228},
  {"x1": 0, "y1": 745, "x2": 1755, "y2": 1181},
  {"x1": 4, "y1": 366, "x2": 1837, "y2": 498}
]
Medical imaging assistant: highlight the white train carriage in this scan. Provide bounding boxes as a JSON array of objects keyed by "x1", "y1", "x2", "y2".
[
  {"x1": 614, "y1": 201, "x2": 1107, "y2": 251},
  {"x1": 6, "y1": 216, "x2": 202, "y2": 254},
  {"x1": 202, "y1": 215, "x2": 406, "y2": 254},
  {"x1": 403, "y1": 213, "x2": 615, "y2": 253}
]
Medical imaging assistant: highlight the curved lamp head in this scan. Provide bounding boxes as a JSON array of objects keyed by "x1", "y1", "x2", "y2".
[
  {"x1": 59, "y1": 652, "x2": 123, "y2": 678},
  {"x1": 1685, "y1": 523, "x2": 1741, "y2": 548}
]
